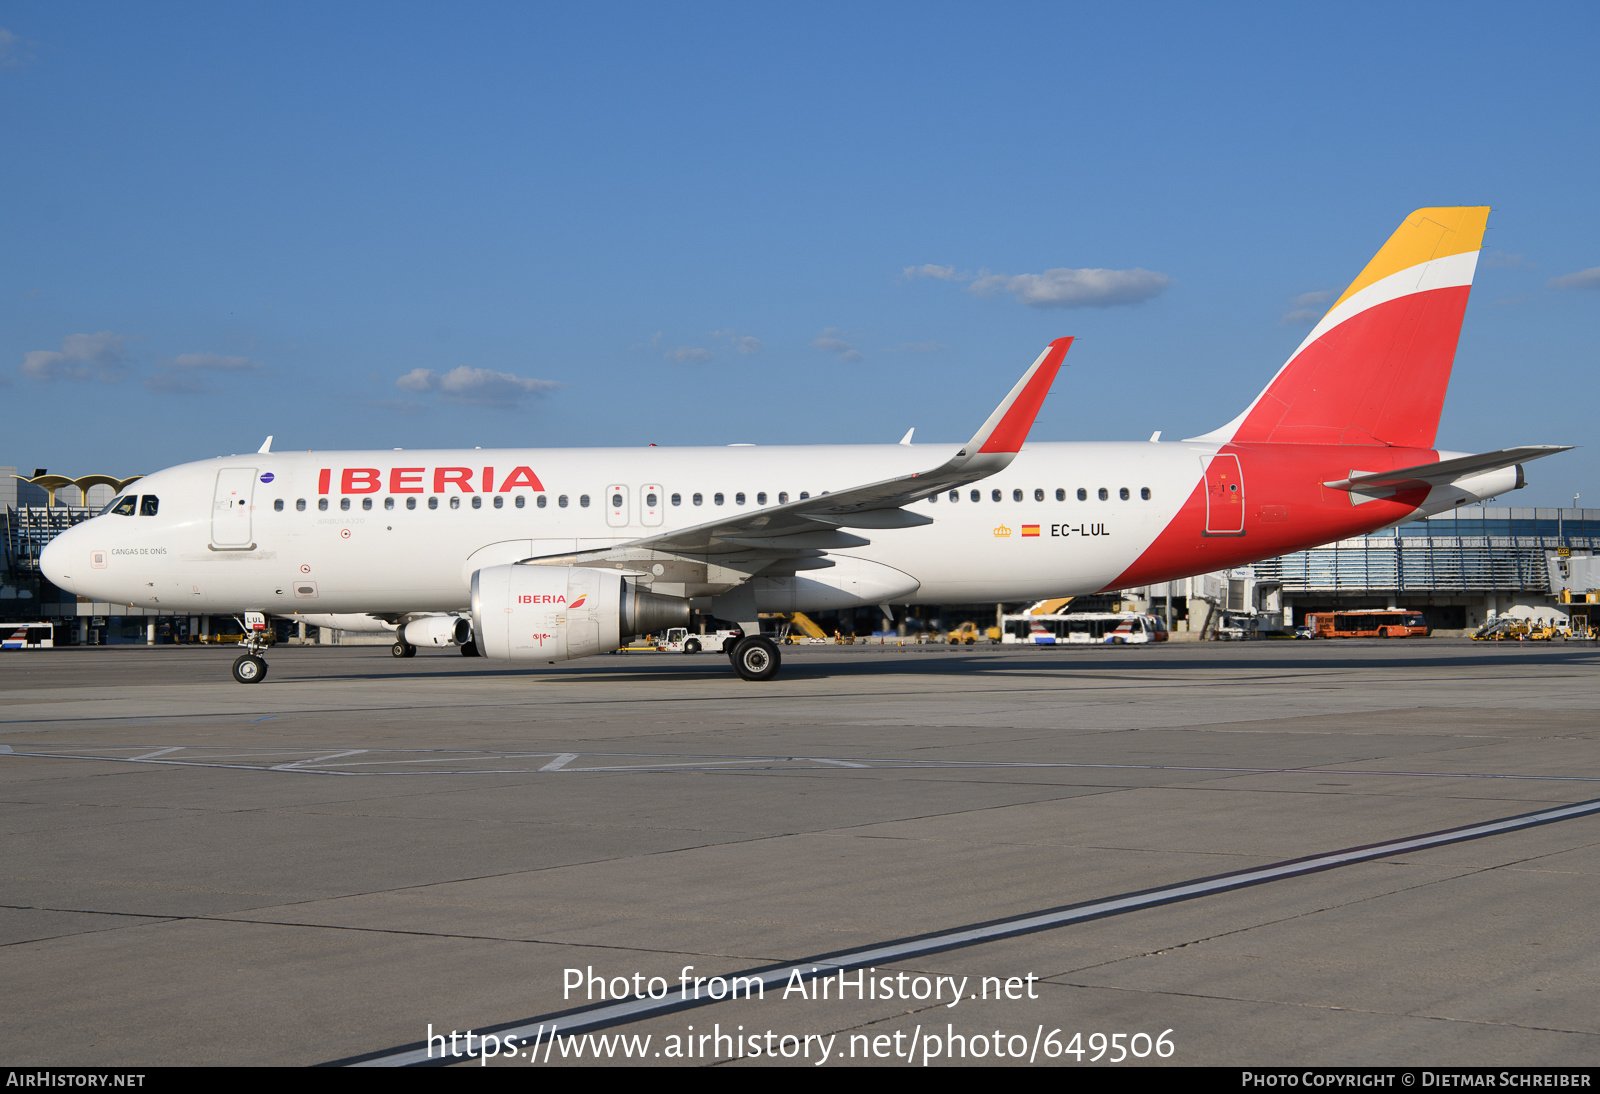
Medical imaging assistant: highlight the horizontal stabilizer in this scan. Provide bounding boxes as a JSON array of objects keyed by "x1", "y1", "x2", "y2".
[{"x1": 1323, "y1": 446, "x2": 1571, "y2": 492}]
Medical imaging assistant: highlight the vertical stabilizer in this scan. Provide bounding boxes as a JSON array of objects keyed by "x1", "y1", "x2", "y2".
[{"x1": 1193, "y1": 207, "x2": 1489, "y2": 448}]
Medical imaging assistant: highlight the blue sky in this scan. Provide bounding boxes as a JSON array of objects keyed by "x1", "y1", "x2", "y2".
[{"x1": 3, "y1": 3, "x2": 1596, "y2": 505}]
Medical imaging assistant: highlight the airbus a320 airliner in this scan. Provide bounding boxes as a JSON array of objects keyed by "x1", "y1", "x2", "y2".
[{"x1": 41, "y1": 207, "x2": 1566, "y2": 683}]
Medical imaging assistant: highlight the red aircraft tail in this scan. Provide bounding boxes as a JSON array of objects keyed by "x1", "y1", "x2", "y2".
[{"x1": 1193, "y1": 207, "x2": 1490, "y2": 449}]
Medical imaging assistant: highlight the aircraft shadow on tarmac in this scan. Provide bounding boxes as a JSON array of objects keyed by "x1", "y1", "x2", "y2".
[{"x1": 270, "y1": 643, "x2": 1600, "y2": 685}]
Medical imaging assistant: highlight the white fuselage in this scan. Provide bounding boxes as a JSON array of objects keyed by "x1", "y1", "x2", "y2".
[{"x1": 43, "y1": 441, "x2": 1223, "y2": 615}]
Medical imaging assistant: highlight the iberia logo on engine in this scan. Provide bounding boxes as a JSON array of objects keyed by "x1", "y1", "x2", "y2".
[{"x1": 517, "y1": 594, "x2": 567, "y2": 604}]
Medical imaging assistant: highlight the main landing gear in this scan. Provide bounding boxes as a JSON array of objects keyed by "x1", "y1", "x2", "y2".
[
  {"x1": 392, "y1": 639, "x2": 417, "y2": 658},
  {"x1": 728, "y1": 635, "x2": 781, "y2": 682}
]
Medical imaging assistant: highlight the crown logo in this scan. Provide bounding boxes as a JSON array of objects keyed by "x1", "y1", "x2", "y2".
[{"x1": 993, "y1": 523, "x2": 1012, "y2": 537}]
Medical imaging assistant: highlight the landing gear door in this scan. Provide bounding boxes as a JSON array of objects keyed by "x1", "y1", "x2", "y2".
[
  {"x1": 212, "y1": 468, "x2": 258, "y2": 547},
  {"x1": 1202, "y1": 454, "x2": 1245, "y2": 535}
]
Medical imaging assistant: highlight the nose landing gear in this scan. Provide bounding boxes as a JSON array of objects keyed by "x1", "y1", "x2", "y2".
[{"x1": 232, "y1": 611, "x2": 271, "y2": 684}]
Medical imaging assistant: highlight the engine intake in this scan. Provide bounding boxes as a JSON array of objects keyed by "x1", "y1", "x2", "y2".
[{"x1": 470, "y1": 564, "x2": 689, "y2": 662}]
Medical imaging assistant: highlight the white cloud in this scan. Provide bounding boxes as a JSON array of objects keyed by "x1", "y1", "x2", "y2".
[
  {"x1": 395, "y1": 366, "x2": 560, "y2": 409},
  {"x1": 902, "y1": 264, "x2": 961, "y2": 281},
  {"x1": 665, "y1": 345, "x2": 712, "y2": 363},
  {"x1": 396, "y1": 368, "x2": 437, "y2": 393},
  {"x1": 0, "y1": 28, "x2": 32, "y2": 69},
  {"x1": 812, "y1": 328, "x2": 862, "y2": 362},
  {"x1": 1548, "y1": 267, "x2": 1600, "y2": 290},
  {"x1": 711, "y1": 329, "x2": 763, "y2": 355},
  {"x1": 969, "y1": 267, "x2": 1171, "y2": 308},
  {"x1": 143, "y1": 353, "x2": 261, "y2": 393},
  {"x1": 907, "y1": 261, "x2": 1171, "y2": 308},
  {"x1": 20, "y1": 332, "x2": 131, "y2": 383},
  {"x1": 1281, "y1": 289, "x2": 1335, "y2": 326}
]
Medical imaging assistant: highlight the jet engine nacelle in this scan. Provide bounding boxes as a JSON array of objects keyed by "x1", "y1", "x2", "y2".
[
  {"x1": 402, "y1": 615, "x2": 472, "y2": 648},
  {"x1": 470, "y1": 564, "x2": 689, "y2": 662}
]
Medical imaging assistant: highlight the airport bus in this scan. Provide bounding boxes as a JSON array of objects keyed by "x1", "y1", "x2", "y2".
[
  {"x1": 1, "y1": 623, "x2": 56, "y2": 649},
  {"x1": 1002, "y1": 611, "x2": 1168, "y2": 645},
  {"x1": 1303, "y1": 610, "x2": 1430, "y2": 639}
]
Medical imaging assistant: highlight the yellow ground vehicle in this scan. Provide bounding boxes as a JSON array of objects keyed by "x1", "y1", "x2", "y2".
[{"x1": 946, "y1": 622, "x2": 1001, "y2": 645}]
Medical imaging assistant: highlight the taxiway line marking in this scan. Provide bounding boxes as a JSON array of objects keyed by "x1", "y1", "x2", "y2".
[{"x1": 332, "y1": 793, "x2": 1600, "y2": 1067}]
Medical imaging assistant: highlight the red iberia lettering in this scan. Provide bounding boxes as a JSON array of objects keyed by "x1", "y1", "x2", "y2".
[
  {"x1": 434, "y1": 467, "x2": 474, "y2": 493},
  {"x1": 497, "y1": 466, "x2": 545, "y2": 492},
  {"x1": 391, "y1": 467, "x2": 424, "y2": 493},
  {"x1": 318, "y1": 469, "x2": 331, "y2": 495},
  {"x1": 482, "y1": 466, "x2": 494, "y2": 493},
  {"x1": 517, "y1": 595, "x2": 567, "y2": 604},
  {"x1": 342, "y1": 468, "x2": 381, "y2": 494}
]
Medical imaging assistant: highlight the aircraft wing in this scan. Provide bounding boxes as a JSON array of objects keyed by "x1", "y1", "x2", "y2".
[
  {"x1": 1323, "y1": 446, "x2": 1572, "y2": 493},
  {"x1": 522, "y1": 337, "x2": 1072, "y2": 582}
]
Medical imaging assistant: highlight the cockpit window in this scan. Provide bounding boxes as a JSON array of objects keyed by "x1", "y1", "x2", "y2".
[
  {"x1": 107, "y1": 495, "x2": 137, "y2": 516},
  {"x1": 140, "y1": 496, "x2": 160, "y2": 516}
]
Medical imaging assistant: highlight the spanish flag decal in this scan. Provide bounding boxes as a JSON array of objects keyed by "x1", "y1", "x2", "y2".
[{"x1": 1022, "y1": 525, "x2": 1040, "y2": 537}]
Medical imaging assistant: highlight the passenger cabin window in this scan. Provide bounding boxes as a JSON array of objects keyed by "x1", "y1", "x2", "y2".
[
  {"x1": 949, "y1": 490, "x2": 959, "y2": 502},
  {"x1": 140, "y1": 496, "x2": 159, "y2": 516},
  {"x1": 1098, "y1": 488, "x2": 1109, "y2": 501},
  {"x1": 1141, "y1": 487, "x2": 1151, "y2": 500},
  {"x1": 799, "y1": 492, "x2": 809, "y2": 500},
  {"x1": 756, "y1": 492, "x2": 766, "y2": 505},
  {"x1": 611, "y1": 493, "x2": 623, "y2": 508},
  {"x1": 735, "y1": 492, "x2": 745, "y2": 505},
  {"x1": 493, "y1": 495, "x2": 503, "y2": 509},
  {"x1": 1033, "y1": 489, "x2": 1042, "y2": 502},
  {"x1": 1119, "y1": 487, "x2": 1130, "y2": 501},
  {"x1": 384, "y1": 497, "x2": 394, "y2": 510},
  {"x1": 406, "y1": 497, "x2": 417, "y2": 510},
  {"x1": 579, "y1": 495, "x2": 590, "y2": 507},
  {"x1": 991, "y1": 489, "x2": 1002, "y2": 502},
  {"x1": 1055, "y1": 489, "x2": 1065, "y2": 501},
  {"x1": 646, "y1": 491, "x2": 657, "y2": 507},
  {"x1": 471, "y1": 496, "x2": 482, "y2": 509},
  {"x1": 536, "y1": 495, "x2": 546, "y2": 508},
  {"x1": 714, "y1": 492, "x2": 725, "y2": 506},
  {"x1": 1076, "y1": 488, "x2": 1086, "y2": 501},
  {"x1": 296, "y1": 498, "x2": 307, "y2": 512},
  {"x1": 970, "y1": 489, "x2": 980, "y2": 502},
  {"x1": 778, "y1": 492, "x2": 788, "y2": 504},
  {"x1": 558, "y1": 495, "x2": 569, "y2": 508},
  {"x1": 428, "y1": 497, "x2": 439, "y2": 510},
  {"x1": 340, "y1": 498, "x2": 351, "y2": 511},
  {"x1": 110, "y1": 496, "x2": 137, "y2": 517},
  {"x1": 671, "y1": 493, "x2": 682, "y2": 506},
  {"x1": 318, "y1": 498, "x2": 329, "y2": 511},
  {"x1": 362, "y1": 497, "x2": 373, "y2": 510},
  {"x1": 450, "y1": 496, "x2": 461, "y2": 510},
  {"x1": 274, "y1": 499, "x2": 284, "y2": 512}
]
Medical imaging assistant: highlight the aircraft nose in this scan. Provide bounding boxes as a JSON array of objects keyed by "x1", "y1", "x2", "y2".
[{"x1": 39, "y1": 529, "x2": 76, "y2": 594}]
